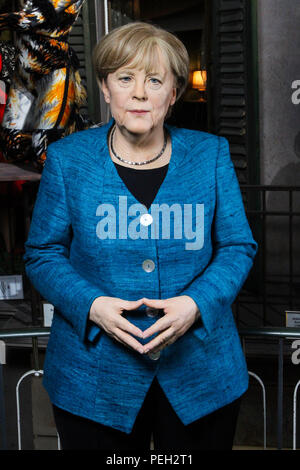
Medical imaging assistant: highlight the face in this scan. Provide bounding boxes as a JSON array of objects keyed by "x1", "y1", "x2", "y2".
[{"x1": 101, "y1": 49, "x2": 177, "y2": 136}]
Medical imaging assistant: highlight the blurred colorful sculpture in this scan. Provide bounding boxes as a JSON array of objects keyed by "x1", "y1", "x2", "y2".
[
  {"x1": 0, "y1": 41, "x2": 16, "y2": 162},
  {"x1": 0, "y1": 54, "x2": 6, "y2": 124},
  {"x1": 0, "y1": 0, "x2": 88, "y2": 170}
]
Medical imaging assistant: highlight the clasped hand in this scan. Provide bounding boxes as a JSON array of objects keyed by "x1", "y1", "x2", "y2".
[{"x1": 89, "y1": 296, "x2": 200, "y2": 355}]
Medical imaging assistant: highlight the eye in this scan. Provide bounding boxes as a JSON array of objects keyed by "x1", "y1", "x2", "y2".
[
  {"x1": 149, "y1": 77, "x2": 161, "y2": 86},
  {"x1": 119, "y1": 76, "x2": 132, "y2": 84}
]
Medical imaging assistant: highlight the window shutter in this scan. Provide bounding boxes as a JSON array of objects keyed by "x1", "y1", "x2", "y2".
[
  {"x1": 208, "y1": 0, "x2": 261, "y2": 318},
  {"x1": 208, "y1": 0, "x2": 259, "y2": 186}
]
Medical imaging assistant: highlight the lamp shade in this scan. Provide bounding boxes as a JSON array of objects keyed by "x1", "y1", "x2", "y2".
[{"x1": 192, "y1": 70, "x2": 207, "y2": 90}]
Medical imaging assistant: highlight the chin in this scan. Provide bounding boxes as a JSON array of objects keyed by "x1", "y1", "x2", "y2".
[{"x1": 123, "y1": 122, "x2": 154, "y2": 135}]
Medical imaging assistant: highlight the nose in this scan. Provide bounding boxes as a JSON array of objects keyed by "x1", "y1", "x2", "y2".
[{"x1": 132, "y1": 78, "x2": 147, "y2": 101}]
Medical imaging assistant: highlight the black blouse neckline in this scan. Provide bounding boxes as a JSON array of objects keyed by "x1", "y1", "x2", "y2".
[
  {"x1": 113, "y1": 161, "x2": 169, "y2": 209},
  {"x1": 113, "y1": 161, "x2": 169, "y2": 171}
]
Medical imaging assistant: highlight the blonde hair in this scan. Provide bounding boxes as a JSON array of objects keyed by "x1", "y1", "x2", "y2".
[{"x1": 92, "y1": 22, "x2": 190, "y2": 101}]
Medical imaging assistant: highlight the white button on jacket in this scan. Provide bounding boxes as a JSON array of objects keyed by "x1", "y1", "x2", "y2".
[
  {"x1": 142, "y1": 259, "x2": 155, "y2": 273},
  {"x1": 140, "y1": 213, "x2": 153, "y2": 226}
]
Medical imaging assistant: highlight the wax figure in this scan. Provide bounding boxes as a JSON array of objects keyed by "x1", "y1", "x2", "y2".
[{"x1": 24, "y1": 22, "x2": 258, "y2": 450}]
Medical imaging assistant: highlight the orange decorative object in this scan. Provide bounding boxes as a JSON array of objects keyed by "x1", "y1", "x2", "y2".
[
  {"x1": 192, "y1": 70, "x2": 207, "y2": 91},
  {"x1": 0, "y1": 0, "x2": 89, "y2": 171}
]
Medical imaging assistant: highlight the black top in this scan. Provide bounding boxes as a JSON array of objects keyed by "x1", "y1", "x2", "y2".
[{"x1": 113, "y1": 161, "x2": 169, "y2": 210}]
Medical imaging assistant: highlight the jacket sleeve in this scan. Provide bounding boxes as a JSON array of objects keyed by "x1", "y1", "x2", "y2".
[
  {"x1": 181, "y1": 136, "x2": 258, "y2": 342},
  {"x1": 23, "y1": 144, "x2": 105, "y2": 343}
]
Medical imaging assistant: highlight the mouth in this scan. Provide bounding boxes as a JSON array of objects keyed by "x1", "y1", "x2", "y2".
[{"x1": 128, "y1": 110, "x2": 150, "y2": 114}]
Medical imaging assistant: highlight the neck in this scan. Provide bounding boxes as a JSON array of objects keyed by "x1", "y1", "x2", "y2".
[{"x1": 112, "y1": 124, "x2": 166, "y2": 163}]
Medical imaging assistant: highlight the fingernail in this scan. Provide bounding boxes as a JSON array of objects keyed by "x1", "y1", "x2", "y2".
[{"x1": 138, "y1": 348, "x2": 144, "y2": 354}]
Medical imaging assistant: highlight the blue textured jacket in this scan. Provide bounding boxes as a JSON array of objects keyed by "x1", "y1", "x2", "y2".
[{"x1": 23, "y1": 119, "x2": 258, "y2": 434}]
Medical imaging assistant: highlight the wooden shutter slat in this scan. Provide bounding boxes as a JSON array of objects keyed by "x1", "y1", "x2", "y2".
[
  {"x1": 221, "y1": 86, "x2": 245, "y2": 95},
  {"x1": 221, "y1": 43, "x2": 244, "y2": 53},
  {"x1": 219, "y1": 11, "x2": 244, "y2": 23},
  {"x1": 220, "y1": 118, "x2": 246, "y2": 127},
  {"x1": 219, "y1": 0, "x2": 244, "y2": 11},
  {"x1": 220, "y1": 64, "x2": 244, "y2": 72},
  {"x1": 221, "y1": 96, "x2": 246, "y2": 105},
  {"x1": 220, "y1": 23, "x2": 244, "y2": 33},
  {"x1": 220, "y1": 53, "x2": 244, "y2": 63},
  {"x1": 220, "y1": 75, "x2": 245, "y2": 84}
]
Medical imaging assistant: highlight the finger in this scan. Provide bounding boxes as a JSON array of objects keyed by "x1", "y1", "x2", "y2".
[
  {"x1": 116, "y1": 314, "x2": 144, "y2": 338},
  {"x1": 142, "y1": 316, "x2": 171, "y2": 339},
  {"x1": 144, "y1": 328, "x2": 175, "y2": 353},
  {"x1": 113, "y1": 328, "x2": 144, "y2": 354},
  {"x1": 111, "y1": 333, "x2": 139, "y2": 353},
  {"x1": 121, "y1": 298, "x2": 144, "y2": 311},
  {"x1": 142, "y1": 297, "x2": 167, "y2": 309}
]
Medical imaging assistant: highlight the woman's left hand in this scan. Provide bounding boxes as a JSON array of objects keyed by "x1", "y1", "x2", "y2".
[{"x1": 141, "y1": 296, "x2": 201, "y2": 354}]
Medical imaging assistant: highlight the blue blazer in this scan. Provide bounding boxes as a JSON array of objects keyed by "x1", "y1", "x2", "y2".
[{"x1": 23, "y1": 120, "x2": 258, "y2": 434}]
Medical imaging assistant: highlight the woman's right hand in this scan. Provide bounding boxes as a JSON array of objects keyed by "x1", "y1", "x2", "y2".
[{"x1": 89, "y1": 296, "x2": 145, "y2": 354}]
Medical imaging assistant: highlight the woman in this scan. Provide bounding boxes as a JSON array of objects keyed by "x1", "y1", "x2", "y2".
[{"x1": 23, "y1": 22, "x2": 258, "y2": 450}]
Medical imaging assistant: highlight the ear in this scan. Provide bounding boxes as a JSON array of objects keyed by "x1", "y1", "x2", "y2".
[
  {"x1": 100, "y1": 78, "x2": 111, "y2": 104},
  {"x1": 170, "y1": 86, "x2": 177, "y2": 106}
]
